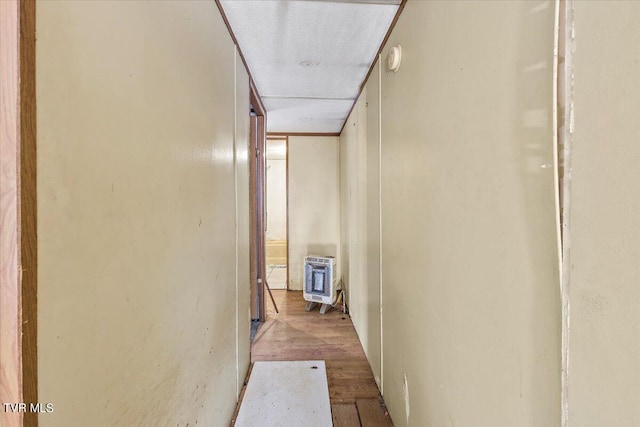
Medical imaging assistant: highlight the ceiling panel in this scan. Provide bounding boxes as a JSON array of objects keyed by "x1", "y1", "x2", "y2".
[
  {"x1": 264, "y1": 97, "x2": 354, "y2": 133},
  {"x1": 220, "y1": 0, "x2": 398, "y2": 133}
]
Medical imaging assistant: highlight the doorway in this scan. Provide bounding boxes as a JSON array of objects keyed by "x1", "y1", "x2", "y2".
[
  {"x1": 265, "y1": 136, "x2": 288, "y2": 290},
  {"x1": 248, "y1": 87, "x2": 282, "y2": 327},
  {"x1": 249, "y1": 86, "x2": 267, "y2": 324}
]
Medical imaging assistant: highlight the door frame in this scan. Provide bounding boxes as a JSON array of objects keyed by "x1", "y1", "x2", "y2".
[
  {"x1": 249, "y1": 84, "x2": 267, "y2": 322},
  {"x1": 285, "y1": 136, "x2": 290, "y2": 291},
  {"x1": 0, "y1": 0, "x2": 38, "y2": 426},
  {"x1": 264, "y1": 135, "x2": 290, "y2": 291}
]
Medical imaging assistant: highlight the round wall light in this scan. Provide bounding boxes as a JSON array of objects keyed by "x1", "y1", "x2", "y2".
[{"x1": 387, "y1": 45, "x2": 402, "y2": 73}]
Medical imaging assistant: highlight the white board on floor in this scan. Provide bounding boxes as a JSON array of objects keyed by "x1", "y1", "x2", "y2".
[{"x1": 235, "y1": 360, "x2": 332, "y2": 427}]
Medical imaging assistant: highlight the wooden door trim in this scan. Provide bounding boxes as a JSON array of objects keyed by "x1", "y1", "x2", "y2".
[
  {"x1": 0, "y1": 0, "x2": 38, "y2": 425},
  {"x1": 20, "y1": 2, "x2": 38, "y2": 424},
  {"x1": 285, "y1": 136, "x2": 290, "y2": 291},
  {"x1": 256, "y1": 116, "x2": 267, "y2": 321},
  {"x1": 250, "y1": 86, "x2": 268, "y2": 322},
  {"x1": 249, "y1": 115, "x2": 258, "y2": 320}
]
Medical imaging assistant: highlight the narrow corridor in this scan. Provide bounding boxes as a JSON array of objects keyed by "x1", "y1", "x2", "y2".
[{"x1": 3, "y1": 1, "x2": 639, "y2": 426}]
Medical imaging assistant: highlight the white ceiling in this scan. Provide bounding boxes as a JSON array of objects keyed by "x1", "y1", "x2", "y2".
[{"x1": 219, "y1": 0, "x2": 400, "y2": 134}]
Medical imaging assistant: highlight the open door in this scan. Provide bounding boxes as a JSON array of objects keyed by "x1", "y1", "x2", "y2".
[
  {"x1": 249, "y1": 85, "x2": 267, "y2": 322},
  {"x1": 264, "y1": 136, "x2": 288, "y2": 291}
]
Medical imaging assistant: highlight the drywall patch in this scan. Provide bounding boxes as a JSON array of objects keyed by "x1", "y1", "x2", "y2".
[{"x1": 403, "y1": 373, "x2": 410, "y2": 424}]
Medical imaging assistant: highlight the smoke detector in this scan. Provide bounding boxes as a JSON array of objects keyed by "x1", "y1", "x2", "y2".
[{"x1": 387, "y1": 45, "x2": 402, "y2": 73}]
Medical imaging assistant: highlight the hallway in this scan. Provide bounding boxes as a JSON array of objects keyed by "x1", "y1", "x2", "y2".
[
  {"x1": 242, "y1": 291, "x2": 392, "y2": 426},
  {"x1": 3, "y1": 1, "x2": 640, "y2": 426}
]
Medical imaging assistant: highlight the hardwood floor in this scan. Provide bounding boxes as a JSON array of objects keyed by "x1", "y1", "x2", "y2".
[{"x1": 239, "y1": 290, "x2": 393, "y2": 426}]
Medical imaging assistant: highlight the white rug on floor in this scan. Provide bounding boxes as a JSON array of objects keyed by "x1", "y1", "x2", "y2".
[{"x1": 235, "y1": 360, "x2": 332, "y2": 427}]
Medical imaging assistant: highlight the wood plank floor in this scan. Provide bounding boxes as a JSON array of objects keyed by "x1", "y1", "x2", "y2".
[{"x1": 236, "y1": 290, "x2": 393, "y2": 426}]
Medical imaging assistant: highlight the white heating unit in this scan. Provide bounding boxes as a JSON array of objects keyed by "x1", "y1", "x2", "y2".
[{"x1": 303, "y1": 255, "x2": 336, "y2": 314}]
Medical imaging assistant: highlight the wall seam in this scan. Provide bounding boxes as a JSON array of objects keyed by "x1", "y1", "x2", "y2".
[
  {"x1": 234, "y1": 45, "x2": 240, "y2": 398},
  {"x1": 377, "y1": 54, "x2": 384, "y2": 396},
  {"x1": 552, "y1": 2, "x2": 565, "y2": 423},
  {"x1": 552, "y1": 3, "x2": 570, "y2": 423},
  {"x1": 553, "y1": 0, "x2": 562, "y2": 291},
  {"x1": 560, "y1": 1, "x2": 575, "y2": 425}
]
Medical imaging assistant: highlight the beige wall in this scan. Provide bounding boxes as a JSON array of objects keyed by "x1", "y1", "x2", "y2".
[
  {"x1": 36, "y1": 2, "x2": 250, "y2": 426},
  {"x1": 266, "y1": 159, "x2": 287, "y2": 242},
  {"x1": 339, "y1": 93, "x2": 366, "y2": 310},
  {"x1": 341, "y1": 1, "x2": 562, "y2": 425},
  {"x1": 340, "y1": 88, "x2": 367, "y2": 353},
  {"x1": 288, "y1": 136, "x2": 340, "y2": 290},
  {"x1": 364, "y1": 62, "x2": 383, "y2": 389},
  {"x1": 339, "y1": 64, "x2": 382, "y2": 387},
  {"x1": 568, "y1": 2, "x2": 640, "y2": 425},
  {"x1": 235, "y1": 49, "x2": 251, "y2": 404}
]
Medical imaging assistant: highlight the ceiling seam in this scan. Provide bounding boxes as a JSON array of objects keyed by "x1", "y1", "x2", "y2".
[{"x1": 338, "y1": 0, "x2": 406, "y2": 135}]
